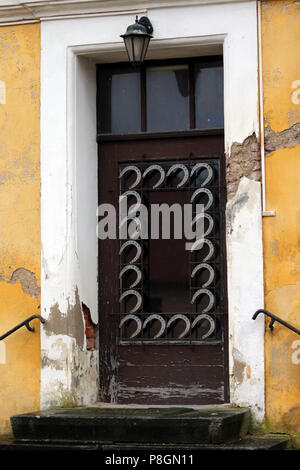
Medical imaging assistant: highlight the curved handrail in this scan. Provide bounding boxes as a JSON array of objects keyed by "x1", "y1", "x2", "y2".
[
  {"x1": 253, "y1": 309, "x2": 300, "y2": 335},
  {"x1": 0, "y1": 315, "x2": 45, "y2": 341}
]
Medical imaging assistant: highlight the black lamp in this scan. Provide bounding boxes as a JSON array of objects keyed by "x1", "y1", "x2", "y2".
[{"x1": 121, "y1": 16, "x2": 153, "y2": 66}]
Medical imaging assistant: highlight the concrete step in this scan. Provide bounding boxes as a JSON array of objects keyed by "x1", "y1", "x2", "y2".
[
  {"x1": 0, "y1": 434, "x2": 290, "y2": 451},
  {"x1": 103, "y1": 435, "x2": 290, "y2": 450},
  {"x1": 10, "y1": 407, "x2": 250, "y2": 445}
]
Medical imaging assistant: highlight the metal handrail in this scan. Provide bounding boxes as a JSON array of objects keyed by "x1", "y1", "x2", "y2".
[
  {"x1": 0, "y1": 315, "x2": 45, "y2": 341},
  {"x1": 253, "y1": 309, "x2": 300, "y2": 335}
]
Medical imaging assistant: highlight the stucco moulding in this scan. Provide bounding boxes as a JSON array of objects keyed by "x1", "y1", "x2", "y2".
[{"x1": 0, "y1": 0, "x2": 254, "y2": 24}]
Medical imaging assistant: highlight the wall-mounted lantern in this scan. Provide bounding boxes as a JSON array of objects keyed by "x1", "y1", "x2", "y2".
[{"x1": 121, "y1": 16, "x2": 153, "y2": 66}]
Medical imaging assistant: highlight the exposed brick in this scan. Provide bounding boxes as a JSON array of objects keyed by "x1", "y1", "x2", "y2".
[
  {"x1": 85, "y1": 326, "x2": 95, "y2": 339},
  {"x1": 226, "y1": 133, "x2": 262, "y2": 200},
  {"x1": 82, "y1": 303, "x2": 98, "y2": 351},
  {"x1": 87, "y1": 337, "x2": 95, "y2": 351}
]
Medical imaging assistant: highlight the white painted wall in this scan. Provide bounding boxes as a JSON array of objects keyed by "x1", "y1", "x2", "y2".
[
  {"x1": 226, "y1": 178, "x2": 265, "y2": 420},
  {"x1": 74, "y1": 56, "x2": 98, "y2": 320},
  {"x1": 40, "y1": 0, "x2": 265, "y2": 420}
]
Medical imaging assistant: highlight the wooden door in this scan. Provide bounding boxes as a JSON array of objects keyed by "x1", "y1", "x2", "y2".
[{"x1": 97, "y1": 58, "x2": 228, "y2": 404}]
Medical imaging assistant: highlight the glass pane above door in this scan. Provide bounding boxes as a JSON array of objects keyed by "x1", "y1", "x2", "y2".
[
  {"x1": 98, "y1": 66, "x2": 141, "y2": 134},
  {"x1": 146, "y1": 65, "x2": 190, "y2": 132},
  {"x1": 195, "y1": 64, "x2": 224, "y2": 129},
  {"x1": 97, "y1": 57, "x2": 223, "y2": 135}
]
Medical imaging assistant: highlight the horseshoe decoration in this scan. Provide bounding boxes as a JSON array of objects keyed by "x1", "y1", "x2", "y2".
[
  {"x1": 119, "y1": 265, "x2": 142, "y2": 288},
  {"x1": 119, "y1": 314, "x2": 142, "y2": 338},
  {"x1": 142, "y1": 164, "x2": 165, "y2": 189},
  {"x1": 119, "y1": 215, "x2": 142, "y2": 239},
  {"x1": 191, "y1": 263, "x2": 215, "y2": 288},
  {"x1": 191, "y1": 288, "x2": 215, "y2": 313},
  {"x1": 119, "y1": 190, "x2": 142, "y2": 215},
  {"x1": 167, "y1": 314, "x2": 190, "y2": 339},
  {"x1": 191, "y1": 213, "x2": 214, "y2": 237},
  {"x1": 190, "y1": 163, "x2": 213, "y2": 187},
  {"x1": 119, "y1": 289, "x2": 142, "y2": 313},
  {"x1": 189, "y1": 238, "x2": 215, "y2": 261},
  {"x1": 166, "y1": 164, "x2": 189, "y2": 188},
  {"x1": 143, "y1": 314, "x2": 166, "y2": 339},
  {"x1": 119, "y1": 165, "x2": 142, "y2": 189},
  {"x1": 119, "y1": 240, "x2": 142, "y2": 264},
  {"x1": 190, "y1": 188, "x2": 214, "y2": 211},
  {"x1": 191, "y1": 314, "x2": 215, "y2": 339}
]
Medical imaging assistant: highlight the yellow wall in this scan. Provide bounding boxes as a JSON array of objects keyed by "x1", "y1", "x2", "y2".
[
  {"x1": 262, "y1": 0, "x2": 300, "y2": 440},
  {"x1": 0, "y1": 1, "x2": 299, "y2": 441},
  {"x1": 0, "y1": 23, "x2": 41, "y2": 435}
]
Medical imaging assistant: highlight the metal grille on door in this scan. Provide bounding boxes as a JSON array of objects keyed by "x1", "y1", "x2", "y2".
[{"x1": 118, "y1": 159, "x2": 223, "y2": 345}]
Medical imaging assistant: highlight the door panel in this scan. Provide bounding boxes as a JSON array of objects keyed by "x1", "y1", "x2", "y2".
[{"x1": 98, "y1": 134, "x2": 228, "y2": 404}]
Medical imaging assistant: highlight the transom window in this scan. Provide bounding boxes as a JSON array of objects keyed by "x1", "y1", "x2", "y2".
[{"x1": 97, "y1": 57, "x2": 223, "y2": 135}]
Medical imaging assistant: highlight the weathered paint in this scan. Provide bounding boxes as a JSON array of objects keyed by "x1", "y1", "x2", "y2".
[
  {"x1": 40, "y1": 287, "x2": 99, "y2": 408},
  {"x1": 226, "y1": 177, "x2": 264, "y2": 420},
  {"x1": 0, "y1": 23, "x2": 40, "y2": 434},
  {"x1": 40, "y1": 1, "x2": 264, "y2": 419},
  {"x1": 261, "y1": 0, "x2": 300, "y2": 438},
  {"x1": 0, "y1": 1, "x2": 266, "y2": 430},
  {"x1": 0, "y1": 0, "x2": 299, "y2": 442},
  {"x1": 226, "y1": 133, "x2": 261, "y2": 200}
]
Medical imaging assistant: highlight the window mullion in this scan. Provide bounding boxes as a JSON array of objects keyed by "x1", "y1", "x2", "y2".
[
  {"x1": 141, "y1": 66, "x2": 147, "y2": 132},
  {"x1": 189, "y1": 62, "x2": 195, "y2": 129}
]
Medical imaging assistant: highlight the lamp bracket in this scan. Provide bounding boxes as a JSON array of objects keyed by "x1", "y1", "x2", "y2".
[{"x1": 138, "y1": 16, "x2": 153, "y2": 35}]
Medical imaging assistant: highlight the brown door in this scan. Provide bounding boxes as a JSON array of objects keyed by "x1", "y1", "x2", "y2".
[{"x1": 97, "y1": 58, "x2": 228, "y2": 404}]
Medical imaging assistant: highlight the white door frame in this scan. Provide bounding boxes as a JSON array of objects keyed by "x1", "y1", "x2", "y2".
[{"x1": 40, "y1": 1, "x2": 265, "y2": 421}]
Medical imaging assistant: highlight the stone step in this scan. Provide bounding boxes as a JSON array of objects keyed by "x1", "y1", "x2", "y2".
[
  {"x1": 10, "y1": 407, "x2": 250, "y2": 445},
  {"x1": 0, "y1": 434, "x2": 290, "y2": 451},
  {"x1": 103, "y1": 435, "x2": 290, "y2": 450}
]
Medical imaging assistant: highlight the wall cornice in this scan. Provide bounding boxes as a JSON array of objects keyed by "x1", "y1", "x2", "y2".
[{"x1": 0, "y1": 0, "x2": 254, "y2": 24}]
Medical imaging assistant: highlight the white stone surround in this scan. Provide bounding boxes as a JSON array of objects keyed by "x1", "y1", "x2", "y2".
[{"x1": 34, "y1": 0, "x2": 265, "y2": 419}]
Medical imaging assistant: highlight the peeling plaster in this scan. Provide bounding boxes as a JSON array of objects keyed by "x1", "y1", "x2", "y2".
[
  {"x1": 226, "y1": 133, "x2": 261, "y2": 200},
  {"x1": 41, "y1": 334, "x2": 99, "y2": 408},
  {"x1": 40, "y1": 3, "x2": 262, "y2": 417},
  {"x1": 226, "y1": 177, "x2": 265, "y2": 421},
  {"x1": 9, "y1": 267, "x2": 40, "y2": 298},
  {"x1": 0, "y1": 23, "x2": 41, "y2": 434},
  {"x1": 264, "y1": 122, "x2": 300, "y2": 154},
  {"x1": 70, "y1": 340, "x2": 99, "y2": 403},
  {"x1": 41, "y1": 337, "x2": 68, "y2": 371},
  {"x1": 41, "y1": 286, "x2": 99, "y2": 408},
  {"x1": 43, "y1": 287, "x2": 85, "y2": 349}
]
